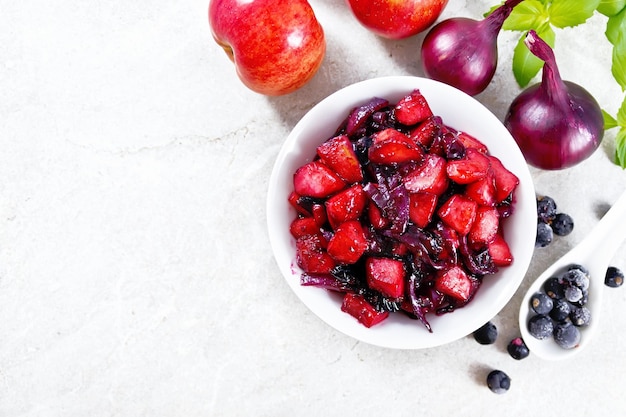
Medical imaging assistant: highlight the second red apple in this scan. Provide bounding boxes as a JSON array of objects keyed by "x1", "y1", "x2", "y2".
[
  {"x1": 346, "y1": 0, "x2": 449, "y2": 39},
  {"x1": 209, "y1": 0, "x2": 326, "y2": 96}
]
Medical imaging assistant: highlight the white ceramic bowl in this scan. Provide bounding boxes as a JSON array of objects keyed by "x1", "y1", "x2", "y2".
[{"x1": 267, "y1": 76, "x2": 536, "y2": 349}]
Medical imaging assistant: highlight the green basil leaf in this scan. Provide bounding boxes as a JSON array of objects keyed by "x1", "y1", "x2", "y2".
[
  {"x1": 502, "y1": 0, "x2": 548, "y2": 31},
  {"x1": 617, "y1": 95, "x2": 626, "y2": 126},
  {"x1": 512, "y1": 26, "x2": 556, "y2": 88},
  {"x1": 612, "y1": 31, "x2": 626, "y2": 91},
  {"x1": 615, "y1": 128, "x2": 626, "y2": 168},
  {"x1": 597, "y1": 0, "x2": 626, "y2": 17},
  {"x1": 549, "y1": 0, "x2": 601, "y2": 28},
  {"x1": 606, "y1": 7, "x2": 626, "y2": 44},
  {"x1": 604, "y1": 109, "x2": 619, "y2": 129}
]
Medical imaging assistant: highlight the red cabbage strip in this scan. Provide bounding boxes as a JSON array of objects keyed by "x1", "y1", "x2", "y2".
[
  {"x1": 459, "y1": 236, "x2": 498, "y2": 276},
  {"x1": 345, "y1": 97, "x2": 390, "y2": 136},
  {"x1": 408, "y1": 272, "x2": 432, "y2": 333},
  {"x1": 363, "y1": 170, "x2": 409, "y2": 234},
  {"x1": 300, "y1": 273, "x2": 351, "y2": 292}
]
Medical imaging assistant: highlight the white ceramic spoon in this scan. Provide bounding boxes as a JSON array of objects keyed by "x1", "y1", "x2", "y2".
[{"x1": 519, "y1": 190, "x2": 626, "y2": 360}]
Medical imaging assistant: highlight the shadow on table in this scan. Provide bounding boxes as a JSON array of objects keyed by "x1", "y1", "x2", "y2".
[
  {"x1": 264, "y1": 29, "x2": 429, "y2": 131},
  {"x1": 468, "y1": 362, "x2": 495, "y2": 387}
]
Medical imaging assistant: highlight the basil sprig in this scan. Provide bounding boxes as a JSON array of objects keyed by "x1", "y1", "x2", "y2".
[{"x1": 487, "y1": 0, "x2": 626, "y2": 168}]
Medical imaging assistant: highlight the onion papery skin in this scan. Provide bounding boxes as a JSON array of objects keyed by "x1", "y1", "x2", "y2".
[{"x1": 504, "y1": 81, "x2": 604, "y2": 170}]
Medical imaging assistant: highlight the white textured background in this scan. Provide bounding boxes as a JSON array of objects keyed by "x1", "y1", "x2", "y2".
[{"x1": 1, "y1": 1, "x2": 625, "y2": 416}]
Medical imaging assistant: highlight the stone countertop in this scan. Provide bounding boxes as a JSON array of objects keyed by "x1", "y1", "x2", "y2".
[{"x1": 1, "y1": 1, "x2": 625, "y2": 415}]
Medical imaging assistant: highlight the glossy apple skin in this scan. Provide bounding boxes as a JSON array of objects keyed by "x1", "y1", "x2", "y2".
[
  {"x1": 209, "y1": 0, "x2": 326, "y2": 96},
  {"x1": 346, "y1": 0, "x2": 449, "y2": 39}
]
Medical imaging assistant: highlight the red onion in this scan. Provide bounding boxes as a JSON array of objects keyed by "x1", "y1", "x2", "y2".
[
  {"x1": 504, "y1": 30, "x2": 604, "y2": 170},
  {"x1": 420, "y1": 0, "x2": 523, "y2": 96}
]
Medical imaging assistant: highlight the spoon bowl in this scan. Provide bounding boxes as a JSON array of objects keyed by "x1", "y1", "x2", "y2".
[{"x1": 519, "y1": 190, "x2": 626, "y2": 360}]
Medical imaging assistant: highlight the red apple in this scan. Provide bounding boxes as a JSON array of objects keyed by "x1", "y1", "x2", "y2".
[
  {"x1": 346, "y1": 0, "x2": 449, "y2": 39},
  {"x1": 209, "y1": 0, "x2": 326, "y2": 96}
]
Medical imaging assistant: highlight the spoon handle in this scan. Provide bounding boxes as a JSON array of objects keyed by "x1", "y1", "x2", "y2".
[{"x1": 579, "y1": 190, "x2": 626, "y2": 271}]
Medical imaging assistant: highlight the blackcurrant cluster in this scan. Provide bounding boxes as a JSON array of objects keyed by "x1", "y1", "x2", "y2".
[
  {"x1": 535, "y1": 195, "x2": 574, "y2": 248},
  {"x1": 527, "y1": 264, "x2": 591, "y2": 349}
]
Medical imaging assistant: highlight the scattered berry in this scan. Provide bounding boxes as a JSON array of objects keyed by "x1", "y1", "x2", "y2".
[
  {"x1": 570, "y1": 306, "x2": 591, "y2": 327},
  {"x1": 561, "y1": 266, "x2": 590, "y2": 307},
  {"x1": 562, "y1": 267, "x2": 589, "y2": 291},
  {"x1": 552, "y1": 212, "x2": 574, "y2": 236},
  {"x1": 569, "y1": 263, "x2": 590, "y2": 275},
  {"x1": 507, "y1": 337, "x2": 530, "y2": 360},
  {"x1": 535, "y1": 222, "x2": 553, "y2": 247},
  {"x1": 536, "y1": 195, "x2": 557, "y2": 224},
  {"x1": 549, "y1": 298, "x2": 571, "y2": 322},
  {"x1": 564, "y1": 285, "x2": 583, "y2": 303},
  {"x1": 543, "y1": 276, "x2": 564, "y2": 299},
  {"x1": 528, "y1": 314, "x2": 554, "y2": 340},
  {"x1": 553, "y1": 321, "x2": 581, "y2": 349},
  {"x1": 605, "y1": 266, "x2": 624, "y2": 288},
  {"x1": 571, "y1": 291, "x2": 588, "y2": 308},
  {"x1": 473, "y1": 321, "x2": 498, "y2": 345},
  {"x1": 486, "y1": 370, "x2": 511, "y2": 394},
  {"x1": 530, "y1": 292, "x2": 553, "y2": 315}
]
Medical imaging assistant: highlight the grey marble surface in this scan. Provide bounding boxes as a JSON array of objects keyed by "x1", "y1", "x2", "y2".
[{"x1": 1, "y1": 1, "x2": 625, "y2": 416}]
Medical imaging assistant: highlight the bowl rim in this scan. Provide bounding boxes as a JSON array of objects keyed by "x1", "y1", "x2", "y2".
[{"x1": 267, "y1": 75, "x2": 536, "y2": 349}]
